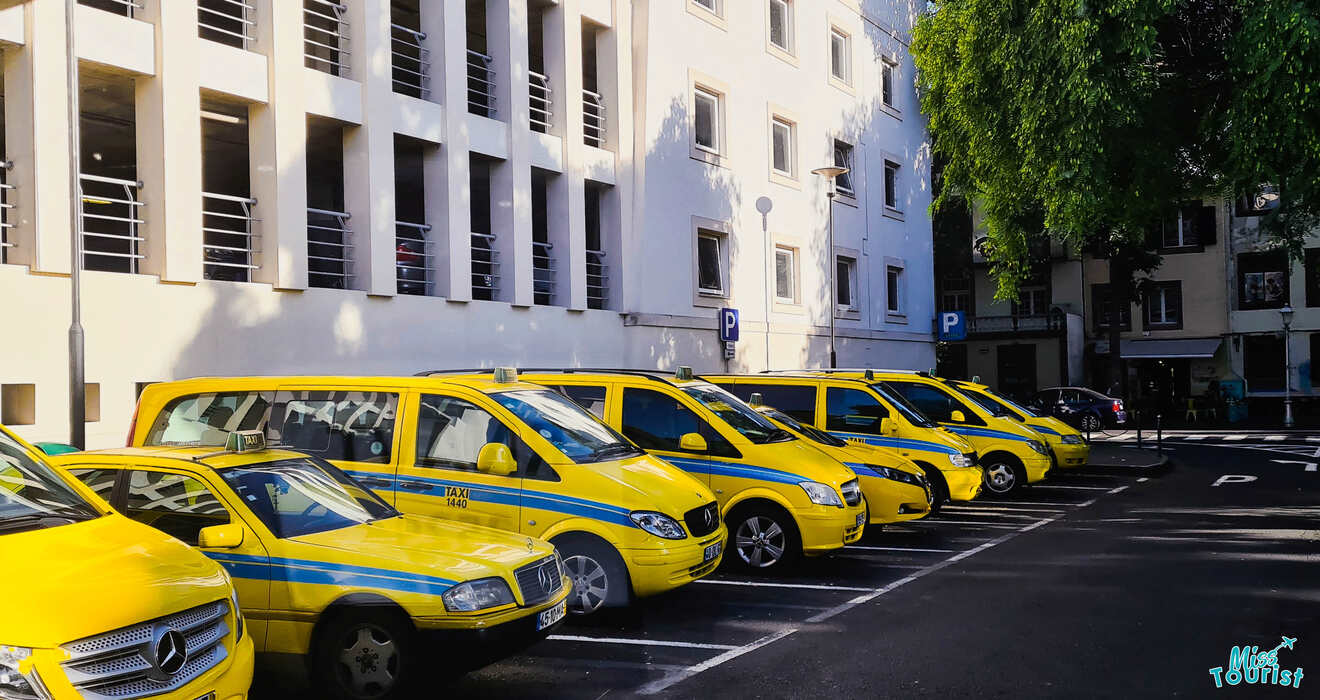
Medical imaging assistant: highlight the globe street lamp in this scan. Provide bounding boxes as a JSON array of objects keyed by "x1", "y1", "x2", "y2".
[
  {"x1": 810, "y1": 166, "x2": 848, "y2": 369},
  {"x1": 1280, "y1": 304, "x2": 1294, "y2": 428}
]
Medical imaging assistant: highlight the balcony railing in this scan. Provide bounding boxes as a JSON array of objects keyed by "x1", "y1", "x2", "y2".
[
  {"x1": 307, "y1": 207, "x2": 352, "y2": 289},
  {"x1": 532, "y1": 240, "x2": 556, "y2": 305},
  {"x1": 202, "y1": 192, "x2": 258, "y2": 282},
  {"x1": 390, "y1": 23, "x2": 430, "y2": 100},
  {"x1": 304, "y1": 0, "x2": 349, "y2": 77},
  {"x1": 198, "y1": 0, "x2": 255, "y2": 50},
  {"x1": 80, "y1": 0, "x2": 142, "y2": 18},
  {"x1": 80, "y1": 173, "x2": 145, "y2": 274},
  {"x1": 467, "y1": 49, "x2": 496, "y2": 118},
  {"x1": 587, "y1": 248, "x2": 608, "y2": 310},
  {"x1": 471, "y1": 231, "x2": 500, "y2": 300},
  {"x1": 0, "y1": 162, "x2": 13, "y2": 265},
  {"x1": 529, "y1": 71, "x2": 552, "y2": 133},
  {"x1": 396, "y1": 220, "x2": 434, "y2": 296},
  {"x1": 964, "y1": 314, "x2": 1062, "y2": 335},
  {"x1": 583, "y1": 89, "x2": 605, "y2": 148}
]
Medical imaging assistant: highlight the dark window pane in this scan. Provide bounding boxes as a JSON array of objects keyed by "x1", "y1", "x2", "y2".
[
  {"x1": 145, "y1": 391, "x2": 275, "y2": 446},
  {"x1": 837, "y1": 260, "x2": 852, "y2": 307},
  {"x1": 270, "y1": 390, "x2": 398, "y2": 463},
  {"x1": 124, "y1": 471, "x2": 230, "y2": 546},
  {"x1": 882, "y1": 63, "x2": 894, "y2": 105},
  {"x1": 1306, "y1": 249, "x2": 1319, "y2": 308},
  {"x1": 824, "y1": 387, "x2": 888, "y2": 434},
  {"x1": 1238, "y1": 251, "x2": 1289, "y2": 310},
  {"x1": 887, "y1": 268, "x2": 900, "y2": 311},
  {"x1": 698, "y1": 234, "x2": 723, "y2": 292},
  {"x1": 723, "y1": 383, "x2": 817, "y2": 424},
  {"x1": 621, "y1": 388, "x2": 699, "y2": 452},
  {"x1": 694, "y1": 92, "x2": 716, "y2": 149},
  {"x1": 554, "y1": 384, "x2": 608, "y2": 419},
  {"x1": 1243, "y1": 335, "x2": 1285, "y2": 392},
  {"x1": 68, "y1": 468, "x2": 119, "y2": 502},
  {"x1": 769, "y1": 1, "x2": 787, "y2": 48},
  {"x1": 884, "y1": 163, "x2": 897, "y2": 208}
]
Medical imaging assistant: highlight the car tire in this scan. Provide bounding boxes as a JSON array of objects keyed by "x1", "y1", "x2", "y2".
[
  {"x1": 311, "y1": 608, "x2": 415, "y2": 700},
  {"x1": 981, "y1": 456, "x2": 1026, "y2": 496},
  {"x1": 727, "y1": 502, "x2": 802, "y2": 571},
  {"x1": 914, "y1": 463, "x2": 947, "y2": 515},
  {"x1": 1080, "y1": 413, "x2": 1102, "y2": 432},
  {"x1": 554, "y1": 534, "x2": 631, "y2": 615}
]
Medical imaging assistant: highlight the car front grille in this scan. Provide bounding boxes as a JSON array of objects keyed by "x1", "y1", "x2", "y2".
[
  {"x1": 514, "y1": 554, "x2": 564, "y2": 606},
  {"x1": 840, "y1": 479, "x2": 862, "y2": 506},
  {"x1": 683, "y1": 502, "x2": 720, "y2": 537},
  {"x1": 61, "y1": 599, "x2": 230, "y2": 700}
]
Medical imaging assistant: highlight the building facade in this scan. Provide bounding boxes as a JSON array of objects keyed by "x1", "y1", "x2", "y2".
[{"x1": 0, "y1": 0, "x2": 935, "y2": 445}]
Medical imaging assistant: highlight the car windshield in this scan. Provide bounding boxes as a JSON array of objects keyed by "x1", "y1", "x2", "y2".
[
  {"x1": 218, "y1": 457, "x2": 398, "y2": 538},
  {"x1": 870, "y1": 383, "x2": 938, "y2": 428},
  {"x1": 950, "y1": 384, "x2": 1012, "y2": 417},
  {"x1": 0, "y1": 431, "x2": 100, "y2": 533},
  {"x1": 762, "y1": 408, "x2": 848, "y2": 447},
  {"x1": 492, "y1": 389, "x2": 643, "y2": 463},
  {"x1": 982, "y1": 388, "x2": 1045, "y2": 418},
  {"x1": 683, "y1": 385, "x2": 794, "y2": 444}
]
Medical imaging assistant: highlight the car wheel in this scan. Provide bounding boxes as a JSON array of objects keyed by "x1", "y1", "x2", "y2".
[
  {"x1": 312, "y1": 609, "x2": 413, "y2": 700},
  {"x1": 982, "y1": 458, "x2": 1025, "y2": 495},
  {"x1": 555, "y1": 536, "x2": 631, "y2": 615},
  {"x1": 1081, "y1": 413, "x2": 1102, "y2": 431},
  {"x1": 728, "y1": 503, "x2": 801, "y2": 571}
]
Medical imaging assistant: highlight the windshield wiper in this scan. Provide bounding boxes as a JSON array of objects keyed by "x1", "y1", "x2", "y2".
[
  {"x1": 590, "y1": 443, "x2": 641, "y2": 460},
  {"x1": 765, "y1": 428, "x2": 795, "y2": 443},
  {"x1": 0, "y1": 512, "x2": 85, "y2": 533}
]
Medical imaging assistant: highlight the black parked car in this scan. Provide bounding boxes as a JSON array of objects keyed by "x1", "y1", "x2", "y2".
[{"x1": 1031, "y1": 387, "x2": 1128, "y2": 431}]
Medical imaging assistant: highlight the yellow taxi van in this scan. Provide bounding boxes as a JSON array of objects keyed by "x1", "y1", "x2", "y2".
[
  {"x1": 502, "y1": 368, "x2": 868, "y2": 571},
  {"x1": 1, "y1": 424, "x2": 254, "y2": 700},
  {"x1": 850, "y1": 370, "x2": 1054, "y2": 495},
  {"x1": 740, "y1": 392, "x2": 932, "y2": 526},
  {"x1": 705, "y1": 373, "x2": 983, "y2": 510},
  {"x1": 128, "y1": 373, "x2": 726, "y2": 616},
  {"x1": 942, "y1": 378, "x2": 1091, "y2": 470},
  {"x1": 53, "y1": 431, "x2": 570, "y2": 700}
]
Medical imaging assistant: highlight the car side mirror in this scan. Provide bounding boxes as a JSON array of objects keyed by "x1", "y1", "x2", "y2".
[
  {"x1": 476, "y1": 443, "x2": 517, "y2": 476},
  {"x1": 879, "y1": 418, "x2": 896, "y2": 435},
  {"x1": 949, "y1": 410, "x2": 966, "y2": 423},
  {"x1": 679, "y1": 432, "x2": 708, "y2": 452},
  {"x1": 198, "y1": 523, "x2": 244, "y2": 549}
]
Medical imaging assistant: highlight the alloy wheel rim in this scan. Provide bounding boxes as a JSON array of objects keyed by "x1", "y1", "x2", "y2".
[
  {"x1": 563, "y1": 554, "x2": 609, "y2": 614},
  {"x1": 1083, "y1": 415, "x2": 1101, "y2": 430},
  {"x1": 335, "y1": 623, "x2": 398, "y2": 699},
  {"x1": 985, "y1": 463, "x2": 1015, "y2": 493},
  {"x1": 735, "y1": 515, "x2": 786, "y2": 568}
]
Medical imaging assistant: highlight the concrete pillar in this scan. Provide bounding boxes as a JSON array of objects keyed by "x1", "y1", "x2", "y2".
[
  {"x1": 544, "y1": 0, "x2": 586, "y2": 310},
  {"x1": 427, "y1": 0, "x2": 472, "y2": 301},
  {"x1": 488, "y1": 0, "x2": 533, "y2": 306},
  {"x1": 249, "y1": 0, "x2": 308, "y2": 290},
  {"x1": 613, "y1": 0, "x2": 638, "y2": 313},
  {"x1": 136, "y1": 0, "x2": 203, "y2": 282},
  {"x1": 343, "y1": 0, "x2": 396, "y2": 296}
]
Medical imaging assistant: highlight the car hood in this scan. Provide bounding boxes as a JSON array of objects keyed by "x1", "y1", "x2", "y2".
[
  {"x1": 1, "y1": 515, "x2": 231, "y2": 648},
  {"x1": 824, "y1": 441, "x2": 924, "y2": 477},
  {"x1": 740, "y1": 439, "x2": 857, "y2": 488},
  {"x1": 562, "y1": 453, "x2": 718, "y2": 517},
  {"x1": 948, "y1": 416, "x2": 1046, "y2": 444},
  {"x1": 1026, "y1": 416, "x2": 1082, "y2": 440}
]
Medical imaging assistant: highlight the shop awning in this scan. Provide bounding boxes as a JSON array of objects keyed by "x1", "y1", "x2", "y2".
[{"x1": 1118, "y1": 338, "x2": 1223, "y2": 359}]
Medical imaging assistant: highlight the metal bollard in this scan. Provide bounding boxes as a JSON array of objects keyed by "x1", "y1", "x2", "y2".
[
  {"x1": 1136, "y1": 410, "x2": 1143, "y2": 449},
  {"x1": 1156, "y1": 415, "x2": 1163, "y2": 457}
]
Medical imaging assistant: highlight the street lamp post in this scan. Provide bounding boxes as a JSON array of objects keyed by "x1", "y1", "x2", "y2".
[
  {"x1": 65, "y1": 0, "x2": 86, "y2": 448},
  {"x1": 1280, "y1": 304, "x2": 1294, "y2": 428},
  {"x1": 810, "y1": 166, "x2": 848, "y2": 369}
]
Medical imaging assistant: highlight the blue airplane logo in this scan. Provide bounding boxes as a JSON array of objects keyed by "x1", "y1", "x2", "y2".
[{"x1": 1280, "y1": 636, "x2": 1297, "y2": 651}]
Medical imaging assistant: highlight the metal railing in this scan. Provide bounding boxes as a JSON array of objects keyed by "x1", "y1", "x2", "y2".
[
  {"x1": 0, "y1": 162, "x2": 13, "y2": 264},
  {"x1": 80, "y1": 173, "x2": 145, "y2": 274},
  {"x1": 307, "y1": 207, "x2": 353, "y2": 289},
  {"x1": 583, "y1": 89, "x2": 605, "y2": 147},
  {"x1": 202, "y1": 192, "x2": 258, "y2": 282},
  {"x1": 198, "y1": 0, "x2": 255, "y2": 49},
  {"x1": 532, "y1": 240, "x2": 556, "y2": 305},
  {"x1": 304, "y1": 0, "x2": 349, "y2": 78},
  {"x1": 965, "y1": 314, "x2": 1061, "y2": 334},
  {"x1": 529, "y1": 71, "x2": 552, "y2": 133},
  {"x1": 587, "y1": 248, "x2": 608, "y2": 309},
  {"x1": 467, "y1": 49, "x2": 497, "y2": 118},
  {"x1": 80, "y1": 0, "x2": 142, "y2": 18},
  {"x1": 395, "y1": 220, "x2": 434, "y2": 296},
  {"x1": 390, "y1": 23, "x2": 430, "y2": 100},
  {"x1": 471, "y1": 232, "x2": 500, "y2": 299}
]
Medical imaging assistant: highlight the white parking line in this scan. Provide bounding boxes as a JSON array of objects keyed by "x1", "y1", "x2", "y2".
[
  {"x1": 845, "y1": 545, "x2": 956, "y2": 553},
  {"x1": 1032, "y1": 484, "x2": 1113, "y2": 491},
  {"x1": 989, "y1": 500, "x2": 1086, "y2": 507},
  {"x1": 1224, "y1": 435, "x2": 1247, "y2": 441},
  {"x1": 1308, "y1": 437, "x2": 1320, "y2": 443},
  {"x1": 1137, "y1": 477, "x2": 1149, "y2": 482},
  {"x1": 920, "y1": 520, "x2": 1021, "y2": 528},
  {"x1": 547, "y1": 635, "x2": 738, "y2": 651},
  {"x1": 937, "y1": 510, "x2": 1040, "y2": 519},
  {"x1": 1265, "y1": 435, "x2": 1286, "y2": 441},
  {"x1": 1182, "y1": 435, "x2": 1210, "y2": 440},
  {"x1": 637, "y1": 628, "x2": 798, "y2": 695},
  {"x1": 696, "y1": 579, "x2": 873, "y2": 592},
  {"x1": 1107, "y1": 485, "x2": 1130, "y2": 495},
  {"x1": 942, "y1": 505, "x2": 1068, "y2": 514}
]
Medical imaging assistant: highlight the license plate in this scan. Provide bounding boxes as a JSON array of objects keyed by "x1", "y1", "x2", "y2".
[
  {"x1": 537, "y1": 600, "x2": 566, "y2": 630},
  {"x1": 704, "y1": 541, "x2": 722, "y2": 562},
  {"x1": 856, "y1": 513, "x2": 866, "y2": 528},
  {"x1": 1116, "y1": 411, "x2": 1128, "y2": 423}
]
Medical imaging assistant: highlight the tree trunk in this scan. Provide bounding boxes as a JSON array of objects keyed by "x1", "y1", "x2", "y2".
[{"x1": 1107, "y1": 258, "x2": 1128, "y2": 400}]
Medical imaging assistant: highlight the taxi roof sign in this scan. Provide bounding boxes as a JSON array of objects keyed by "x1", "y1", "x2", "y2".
[
  {"x1": 493, "y1": 367, "x2": 518, "y2": 383},
  {"x1": 674, "y1": 366, "x2": 694, "y2": 381},
  {"x1": 225, "y1": 430, "x2": 266, "y2": 453},
  {"x1": 747, "y1": 392, "x2": 764, "y2": 407}
]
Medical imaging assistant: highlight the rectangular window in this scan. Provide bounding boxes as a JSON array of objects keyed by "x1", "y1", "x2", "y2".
[
  {"x1": 145, "y1": 391, "x2": 275, "y2": 447},
  {"x1": 833, "y1": 141, "x2": 855, "y2": 196},
  {"x1": 886, "y1": 266, "x2": 902, "y2": 313},
  {"x1": 1237, "y1": 251, "x2": 1289, "y2": 310},
  {"x1": 270, "y1": 390, "x2": 399, "y2": 463},
  {"x1": 414, "y1": 394, "x2": 549, "y2": 479},
  {"x1": 1306, "y1": 249, "x2": 1319, "y2": 308},
  {"x1": 1243, "y1": 335, "x2": 1285, "y2": 392},
  {"x1": 1091, "y1": 284, "x2": 1132, "y2": 331},
  {"x1": 1013, "y1": 285, "x2": 1048, "y2": 317},
  {"x1": 825, "y1": 387, "x2": 888, "y2": 434},
  {"x1": 125, "y1": 471, "x2": 230, "y2": 546},
  {"x1": 620, "y1": 388, "x2": 725, "y2": 455},
  {"x1": 771, "y1": 117, "x2": 794, "y2": 176},
  {"x1": 693, "y1": 0, "x2": 720, "y2": 14},
  {"x1": 830, "y1": 28, "x2": 850, "y2": 83},
  {"x1": 836, "y1": 255, "x2": 858, "y2": 311},
  {"x1": 881, "y1": 60, "x2": 896, "y2": 107},
  {"x1": 884, "y1": 160, "x2": 900, "y2": 210},
  {"x1": 697, "y1": 229, "x2": 726, "y2": 296},
  {"x1": 1156, "y1": 206, "x2": 1215, "y2": 249},
  {"x1": 722, "y1": 383, "x2": 817, "y2": 424},
  {"x1": 941, "y1": 274, "x2": 971, "y2": 313},
  {"x1": 1311, "y1": 334, "x2": 1320, "y2": 389},
  {"x1": 551, "y1": 384, "x2": 608, "y2": 419},
  {"x1": 768, "y1": 0, "x2": 791, "y2": 52},
  {"x1": 1144, "y1": 281, "x2": 1183, "y2": 329},
  {"x1": 694, "y1": 87, "x2": 721, "y2": 153},
  {"x1": 774, "y1": 245, "x2": 796, "y2": 303}
]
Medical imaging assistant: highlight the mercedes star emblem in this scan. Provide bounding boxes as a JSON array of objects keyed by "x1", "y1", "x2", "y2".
[
  {"x1": 538, "y1": 564, "x2": 557, "y2": 593},
  {"x1": 703, "y1": 507, "x2": 715, "y2": 529},
  {"x1": 526, "y1": 537, "x2": 534, "y2": 554},
  {"x1": 151, "y1": 626, "x2": 188, "y2": 677}
]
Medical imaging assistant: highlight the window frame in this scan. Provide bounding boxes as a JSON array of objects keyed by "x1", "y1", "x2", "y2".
[
  {"x1": 835, "y1": 253, "x2": 860, "y2": 317},
  {"x1": 880, "y1": 57, "x2": 899, "y2": 113},
  {"x1": 766, "y1": 0, "x2": 795, "y2": 60},
  {"x1": 1143, "y1": 280, "x2": 1183, "y2": 330},
  {"x1": 693, "y1": 86, "x2": 722, "y2": 155},
  {"x1": 687, "y1": 0, "x2": 727, "y2": 30},
  {"x1": 767, "y1": 109, "x2": 799, "y2": 186},
  {"x1": 693, "y1": 218, "x2": 732, "y2": 306},
  {"x1": 1236, "y1": 251, "x2": 1290, "y2": 310},
  {"x1": 773, "y1": 243, "x2": 799, "y2": 305},
  {"x1": 121, "y1": 467, "x2": 234, "y2": 547},
  {"x1": 1091, "y1": 283, "x2": 1133, "y2": 332},
  {"x1": 1307, "y1": 248, "x2": 1320, "y2": 308},
  {"x1": 824, "y1": 386, "x2": 890, "y2": 436},
  {"x1": 882, "y1": 159, "x2": 903, "y2": 217},
  {"x1": 689, "y1": 72, "x2": 730, "y2": 167},
  {"x1": 828, "y1": 25, "x2": 853, "y2": 89},
  {"x1": 832, "y1": 139, "x2": 856, "y2": 198}
]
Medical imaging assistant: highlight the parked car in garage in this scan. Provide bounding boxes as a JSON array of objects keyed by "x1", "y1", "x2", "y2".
[{"x1": 1030, "y1": 387, "x2": 1128, "y2": 431}]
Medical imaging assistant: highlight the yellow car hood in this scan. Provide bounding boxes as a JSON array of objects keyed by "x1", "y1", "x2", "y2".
[
  {"x1": 2, "y1": 515, "x2": 231, "y2": 648},
  {"x1": 561, "y1": 453, "x2": 716, "y2": 516},
  {"x1": 828, "y1": 441, "x2": 925, "y2": 477}
]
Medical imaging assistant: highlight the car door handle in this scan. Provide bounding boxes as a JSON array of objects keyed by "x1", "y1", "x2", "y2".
[
  {"x1": 357, "y1": 477, "x2": 392, "y2": 489},
  {"x1": 398, "y1": 480, "x2": 432, "y2": 492}
]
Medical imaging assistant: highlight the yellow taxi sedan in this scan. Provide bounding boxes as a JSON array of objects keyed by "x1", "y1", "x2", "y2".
[
  {"x1": 54, "y1": 432, "x2": 570, "y2": 700},
  {"x1": 943, "y1": 378, "x2": 1091, "y2": 469}
]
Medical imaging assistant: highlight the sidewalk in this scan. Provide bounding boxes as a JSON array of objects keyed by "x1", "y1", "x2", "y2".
[{"x1": 1086, "y1": 442, "x2": 1170, "y2": 470}]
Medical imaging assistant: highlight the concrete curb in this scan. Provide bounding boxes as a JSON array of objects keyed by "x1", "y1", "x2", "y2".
[{"x1": 1084, "y1": 443, "x2": 1172, "y2": 472}]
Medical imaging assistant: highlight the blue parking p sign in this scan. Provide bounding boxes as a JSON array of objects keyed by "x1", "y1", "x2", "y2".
[
  {"x1": 938, "y1": 311, "x2": 966, "y2": 341},
  {"x1": 719, "y1": 308, "x2": 740, "y2": 342}
]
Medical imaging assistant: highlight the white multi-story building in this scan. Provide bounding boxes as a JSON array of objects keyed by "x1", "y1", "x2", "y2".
[{"x1": 0, "y1": 0, "x2": 935, "y2": 446}]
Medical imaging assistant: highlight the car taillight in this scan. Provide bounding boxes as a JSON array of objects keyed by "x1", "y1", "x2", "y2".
[
  {"x1": 124, "y1": 400, "x2": 140, "y2": 446},
  {"x1": 1111, "y1": 401, "x2": 1123, "y2": 412}
]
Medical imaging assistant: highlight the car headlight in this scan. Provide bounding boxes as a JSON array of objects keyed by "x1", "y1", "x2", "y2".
[
  {"x1": 947, "y1": 453, "x2": 974, "y2": 468},
  {"x1": 866, "y1": 465, "x2": 908, "y2": 483},
  {"x1": 230, "y1": 590, "x2": 245, "y2": 641},
  {"x1": 1028, "y1": 440, "x2": 1050, "y2": 455},
  {"x1": 799, "y1": 481, "x2": 843, "y2": 507},
  {"x1": 1060, "y1": 434, "x2": 1085, "y2": 445},
  {"x1": 0, "y1": 645, "x2": 47, "y2": 700},
  {"x1": 630, "y1": 511, "x2": 687, "y2": 539},
  {"x1": 442, "y1": 577, "x2": 516, "y2": 612}
]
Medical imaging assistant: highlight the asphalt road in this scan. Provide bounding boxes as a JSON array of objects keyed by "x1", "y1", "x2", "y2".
[{"x1": 254, "y1": 435, "x2": 1320, "y2": 698}]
